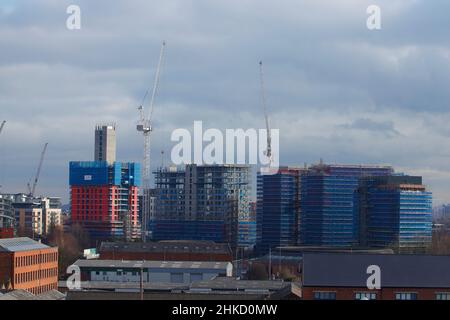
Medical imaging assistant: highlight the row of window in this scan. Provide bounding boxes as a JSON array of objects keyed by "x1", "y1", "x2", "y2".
[
  {"x1": 15, "y1": 267, "x2": 58, "y2": 284},
  {"x1": 28, "y1": 283, "x2": 58, "y2": 295},
  {"x1": 15, "y1": 252, "x2": 58, "y2": 267},
  {"x1": 313, "y1": 291, "x2": 450, "y2": 300}
]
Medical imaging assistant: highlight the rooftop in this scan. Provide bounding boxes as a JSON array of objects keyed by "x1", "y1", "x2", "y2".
[
  {"x1": 100, "y1": 240, "x2": 232, "y2": 255},
  {"x1": 74, "y1": 259, "x2": 231, "y2": 270},
  {"x1": 302, "y1": 253, "x2": 450, "y2": 288},
  {"x1": 0, "y1": 289, "x2": 65, "y2": 300},
  {"x1": 0, "y1": 237, "x2": 50, "y2": 252},
  {"x1": 59, "y1": 277, "x2": 293, "y2": 293}
]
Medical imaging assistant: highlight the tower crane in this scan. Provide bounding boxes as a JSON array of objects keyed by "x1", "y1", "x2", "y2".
[
  {"x1": 27, "y1": 142, "x2": 48, "y2": 198},
  {"x1": 0, "y1": 121, "x2": 5, "y2": 189},
  {"x1": 137, "y1": 41, "x2": 166, "y2": 241},
  {"x1": 259, "y1": 61, "x2": 273, "y2": 165}
]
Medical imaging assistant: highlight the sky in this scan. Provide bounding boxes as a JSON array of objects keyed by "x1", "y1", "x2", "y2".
[{"x1": 1, "y1": 0, "x2": 450, "y2": 205}]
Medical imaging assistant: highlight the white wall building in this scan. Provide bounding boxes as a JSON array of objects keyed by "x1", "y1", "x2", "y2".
[{"x1": 74, "y1": 259, "x2": 233, "y2": 284}]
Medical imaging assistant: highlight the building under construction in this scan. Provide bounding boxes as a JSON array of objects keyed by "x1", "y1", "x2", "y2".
[
  {"x1": 69, "y1": 125, "x2": 141, "y2": 243},
  {"x1": 150, "y1": 164, "x2": 251, "y2": 249}
]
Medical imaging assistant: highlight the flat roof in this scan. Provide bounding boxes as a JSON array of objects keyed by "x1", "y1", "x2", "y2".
[
  {"x1": 100, "y1": 240, "x2": 232, "y2": 255},
  {"x1": 74, "y1": 259, "x2": 230, "y2": 270},
  {"x1": 303, "y1": 253, "x2": 450, "y2": 288},
  {"x1": 0, "y1": 237, "x2": 50, "y2": 252},
  {"x1": 59, "y1": 277, "x2": 292, "y2": 292}
]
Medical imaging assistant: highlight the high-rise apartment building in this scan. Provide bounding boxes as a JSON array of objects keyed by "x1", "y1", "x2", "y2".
[
  {"x1": 70, "y1": 125, "x2": 141, "y2": 242},
  {"x1": 94, "y1": 124, "x2": 116, "y2": 164},
  {"x1": 150, "y1": 164, "x2": 251, "y2": 248},
  {"x1": 300, "y1": 163, "x2": 393, "y2": 247},
  {"x1": 356, "y1": 175, "x2": 432, "y2": 253},
  {"x1": 70, "y1": 161, "x2": 141, "y2": 242},
  {"x1": 256, "y1": 167, "x2": 305, "y2": 255}
]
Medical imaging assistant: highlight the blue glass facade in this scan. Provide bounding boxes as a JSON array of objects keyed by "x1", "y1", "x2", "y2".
[
  {"x1": 300, "y1": 164, "x2": 393, "y2": 247},
  {"x1": 256, "y1": 168, "x2": 302, "y2": 255},
  {"x1": 357, "y1": 175, "x2": 432, "y2": 253}
]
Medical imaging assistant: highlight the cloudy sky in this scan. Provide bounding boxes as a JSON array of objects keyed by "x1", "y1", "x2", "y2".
[{"x1": 1, "y1": 0, "x2": 450, "y2": 204}]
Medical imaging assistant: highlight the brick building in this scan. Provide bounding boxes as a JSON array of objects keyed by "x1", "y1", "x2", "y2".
[
  {"x1": 302, "y1": 252, "x2": 450, "y2": 300},
  {"x1": 0, "y1": 237, "x2": 58, "y2": 295},
  {"x1": 99, "y1": 240, "x2": 233, "y2": 262}
]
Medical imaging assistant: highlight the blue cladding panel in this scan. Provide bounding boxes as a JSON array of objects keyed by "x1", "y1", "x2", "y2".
[
  {"x1": 128, "y1": 163, "x2": 141, "y2": 187},
  {"x1": 112, "y1": 163, "x2": 122, "y2": 185},
  {"x1": 69, "y1": 161, "x2": 109, "y2": 186}
]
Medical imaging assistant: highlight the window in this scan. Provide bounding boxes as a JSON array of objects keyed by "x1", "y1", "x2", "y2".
[
  {"x1": 313, "y1": 291, "x2": 336, "y2": 300},
  {"x1": 436, "y1": 293, "x2": 450, "y2": 300},
  {"x1": 395, "y1": 292, "x2": 417, "y2": 300},
  {"x1": 190, "y1": 273, "x2": 203, "y2": 282},
  {"x1": 355, "y1": 292, "x2": 377, "y2": 300},
  {"x1": 170, "y1": 273, "x2": 184, "y2": 283}
]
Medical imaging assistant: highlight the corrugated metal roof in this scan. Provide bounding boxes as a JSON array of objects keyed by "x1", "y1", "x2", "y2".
[
  {"x1": 99, "y1": 240, "x2": 231, "y2": 254},
  {"x1": 74, "y1": 259, "x2": 230, "y2": 270},
  {"x1": 302, "y1": 253, "x2": 450, "y2": 288},
  {"x1": 0, "y1": 237, "x2": 49, "y2": 252}
]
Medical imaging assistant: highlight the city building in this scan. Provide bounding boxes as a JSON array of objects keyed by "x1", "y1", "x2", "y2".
[
  {"x1": 70, "y1": 161, "x2": 141, "y2": 242},
  {"x1": 94, "y1": 124, "x2": 116, "y2": 164},
  {"x1": 0, "y1": 195, "x2": 14, "y2": 239},
  {"x1": 356, "y1": 175, "x2": 432, "y2": 253},
  {"x1": 99, "y1": 240, "x2": 233, "y2": 262},
  {"x1": 41, "y1": 197, "x2": 62, "y2": 235},
  {"x1": 0, "y1": 194, "x2": 62, "y2": 239},
  {"x1": 73, "y1": 259, "x2": 233, "y2": 283},
  {"x1": 256, "y1": 167, "x2": 305, "y2": 255},
  {"x1": 0, "y1": 237, "x2": 58, "y2": 295},
  {"x1": 300, "y1": 163, "x2": 393, "y2": 247},
  {"x1": 70, "y1": 124, "x2": 141, "y2": 242},
  {"x1": 301, "y1": 252, "x2": 450, "y2": 300},
  {"x1": 150, "y1": 164, "x2": 251, "y2": 249}
]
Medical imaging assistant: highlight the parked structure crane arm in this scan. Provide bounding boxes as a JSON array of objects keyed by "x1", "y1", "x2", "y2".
[
  {"x1": 148, "y1": 41, "x2": 166, "y2": 124},
  {"x1": 259, "y1": 61, "x2": 272, "y2": 160},
  {"x1": 0, "y1": 121, "x2": 5, "y2": 136},
  {"x1": 29, "y1": 142, "x2": 48, "y2": 197}
]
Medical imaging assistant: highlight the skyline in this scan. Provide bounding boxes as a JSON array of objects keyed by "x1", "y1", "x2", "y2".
[{"x1": 2, "y1": 0, "x2": 450, "y2": 204}]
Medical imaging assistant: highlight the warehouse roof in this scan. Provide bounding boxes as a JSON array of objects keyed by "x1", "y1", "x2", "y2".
[
  {"x1": 59, "y1": 277, "x2": 294, "y2": 293},
  {"x1": 0, "y1": 289, "x2": 65, "y2": 300},
  {"x1": 74, "y1": 259, "x2": 231, "y2": 270},
  {"x1": 0, "y1": 237, "x2": 49, "y2": 252},
  {"x1": 302, "y1": 253, "x2": 450, "y2": 288},
  {"x1": 99, "y1": 240, "x2": 231, "y2": 255}
]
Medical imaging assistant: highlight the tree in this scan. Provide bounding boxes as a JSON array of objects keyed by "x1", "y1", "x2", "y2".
[
  {"x1": 432, "y1": 229, "x2": 450, "y2": 255},
  {"x1": 46, "y1": 225, "x2": 87, "y2": 278},
  {"x1": 247, "y1": 263, "x2": 269, "y2": 280}
]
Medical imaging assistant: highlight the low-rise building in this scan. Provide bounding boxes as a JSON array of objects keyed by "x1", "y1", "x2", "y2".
[
  {"x1": 302, "y1": 252, "x2": 450, "y2": 300},
  {"x1": 61, "y1": 277, "x2": 301, "y2": 300},
  {"x1": 99, "y1": 240, "x2": 233, "y2": 262},
  {"x1": 0, "y1": 237, "x2": 58, "y2": 295},
  {"x1": 73, "y1": 259, "x2": 233, "y2": 284}
]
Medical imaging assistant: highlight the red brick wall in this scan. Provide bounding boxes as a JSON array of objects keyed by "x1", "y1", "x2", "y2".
[
  {"x1": 11, "y1": 247, "x2": 59, "y2": 295},
  {"x1": 0, "y1": 252, "x2": 13, "y2": 288},
  {"x1": 302, "y1": 286, "x2": 450, "y2": 300},
  {"x1": 0, "y1": 228, "x2": 14, "y2": 239}
]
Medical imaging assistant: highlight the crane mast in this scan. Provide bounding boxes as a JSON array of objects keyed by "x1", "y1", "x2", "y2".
[
  {"x1": 259, "y1": 61, "x2": 272, "y2": 161},
  {"x1": 28, "y1": 142, "x2": 48, "y2": 198},
  {"x1": 137, "y1": 41, "x2": 166, "y2": 241}
]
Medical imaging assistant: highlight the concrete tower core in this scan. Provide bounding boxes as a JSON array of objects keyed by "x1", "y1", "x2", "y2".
[{"x1": 95, "y1": 124, "x2": 116, "y2": 164}]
